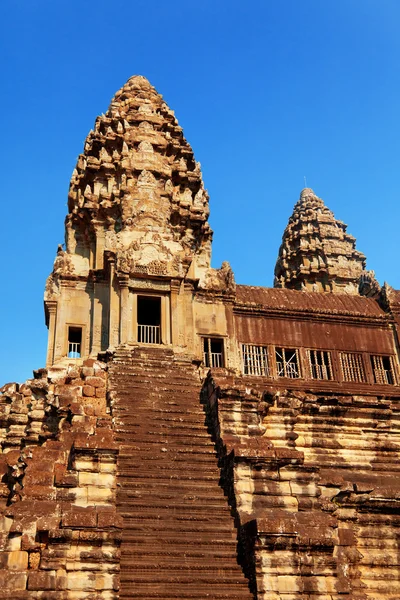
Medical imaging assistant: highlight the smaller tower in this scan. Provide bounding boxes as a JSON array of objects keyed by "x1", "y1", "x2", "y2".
[{"x1": 274, "y1": 188, "x2": 366, "y2": 293}]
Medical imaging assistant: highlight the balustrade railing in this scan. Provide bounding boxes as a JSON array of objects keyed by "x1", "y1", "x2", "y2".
[
  {"x1": 204, "y1": 352, "x2": 223, "y2": 368},
  {"x1": 68, "y1": 342, "x2": 81, "y2": 358},
  {"x1": 138, "y1": 324, "x2": 161, "y2": 344}
]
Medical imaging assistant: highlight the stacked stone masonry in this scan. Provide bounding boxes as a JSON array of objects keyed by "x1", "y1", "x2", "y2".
[
  {"x1": 2, "y1": 76, "x2": 400, "y2": 598},
  {"x1": 0, "y1": 361, "x2": 121, "y2": 599}
]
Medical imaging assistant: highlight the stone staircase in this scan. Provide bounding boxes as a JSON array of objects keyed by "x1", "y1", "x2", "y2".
[{"x1": 109, "y1": 345, "x2": 253, "y2": 600}]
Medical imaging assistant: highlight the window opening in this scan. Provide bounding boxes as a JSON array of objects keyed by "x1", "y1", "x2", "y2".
[
  {"x1": 137, "y1": 296, "x2": 161, "y2": 344},
  {"x1": 308, "y1": 350, "x2": 333, "y2": 380},
  {"x1": 275, "y1": 348, "x2": 300, "y2": 379},
  {"x1": 242, "y1": 344, "x2": 270, "y2": 376},
  {"x1": 203, "y1": 338, "x2": 224, "y2": 368},
  {"x1": 339, "y1": 352, "x2": 366, "y2": 383},
  {"x1": 68, "y1": 327, "x2": 82, "y2": 358},
  {"x1": 371, "y1": 355, "x2": 396, "y2": 385}
]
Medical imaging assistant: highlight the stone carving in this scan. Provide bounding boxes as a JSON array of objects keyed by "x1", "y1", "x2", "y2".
[
  {"x1": 115, "y1": 236, "x2": 181, "y2": 277},
  {"x1": 138, "y1": 121, "x2": 154, "y2": 131},
  {"x1": 137, "y1": 140, "x2": 153, "y2": 153},
  {"x1": 274, "y1": 188, "x2": 366, "y2": 294},
  {"x1": 63, "y1": 75, "x2": 212, "y2": 288},
  {"x1": 204, "y1": 261, "x2": 236, "y2": 294},
  {"x1": 359, "y1": 269, "x2": 381, "y2": 298},
  {"x1": 137, "y1": 169, "x2": 156, "y2": 187},
  {"x1": 53, "y1": 245, "x2": 74, "y2": 276}
]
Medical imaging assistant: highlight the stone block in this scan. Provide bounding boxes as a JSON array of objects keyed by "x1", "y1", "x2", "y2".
[
  {"x1": 97, "y1": 510, "x2": 123, "y2": 528},
  {"x1": 82, "y1": 367, "x2": 94, "y2": 377},
  {"x1": 79, "y1": 472, "x2": 114, "y2": 487},
  {"x1": 29, "y1": 552, "x2": 41, "y2": 569},
  {"x1": 24, "y1": 485, "x2": 56, "y2": 501},
  {"x1": 6, "y1": 533, "x2": 22, "y2": 551},
  {"x1": 24, "y1": 470, "x2": 54, "y2": 487},
  {"x1": 85, "y1": 377, "x2": 105, "y2": 389},
  {"x1": 82, "y1": 385, "x2": 95, "y2": 397},
  {"x1": 28, "y1": 570, "x2": 57, "y2": 590},
  {"x1": 0, "y1": 550, "x2": 28, "y2": 570},
  {"x1": 0, "y1": 569, "x2": 27, "y2": 590},
  {"x1": 66, "y1": 571, "x2": 95, "y2": 591},
  {"x1": 62, "y1": 507, "x2": 97, "y2": 528},
  {"x1": 87, "y1": 486, "x2": 113, "y2": 503}
]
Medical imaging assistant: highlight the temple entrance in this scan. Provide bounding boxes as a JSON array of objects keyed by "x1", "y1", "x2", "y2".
[{"x1": 137, "y1": 296, "x2": 161, "y2": 344}]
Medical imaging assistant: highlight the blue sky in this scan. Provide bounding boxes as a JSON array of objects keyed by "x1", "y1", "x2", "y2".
[{"x1": 1, "y1": 0, "x2": 399, "y2": 384}]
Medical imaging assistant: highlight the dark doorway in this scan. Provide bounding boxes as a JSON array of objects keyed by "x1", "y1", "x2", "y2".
[
  {"x1": 68, "y1": 327, "x2": 82, "y2": 358},
  {"x1": 137, "y1": 296, "x2": 161, "y2": 344}
]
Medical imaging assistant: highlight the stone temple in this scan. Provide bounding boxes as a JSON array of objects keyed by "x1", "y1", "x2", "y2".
[{"x1": 1, "y1": 75, "x2": 400, "y2": 600}]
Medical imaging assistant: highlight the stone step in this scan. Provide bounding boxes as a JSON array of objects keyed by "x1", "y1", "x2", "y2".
[
  {"x1": 120, "y1": 520, "x2": 236, "y2": 535},
  {"x1": 122, "y1": 558, "x2": 242, "y2": 572},
  {"x1": 116, "y1": 444, "x2": 218, "y2": 456},
  {"x1": 121, "y1": 572, "x2": 250, "y2": 586},
  {"x1": 118, "y1": 495, "x2": 229, "y2": 510},
  {"x1": 111, "y1": 349, "x2": 251, "y2": 599},
  {"x1": 117, "y1": 477, "x2": 226, "y2": 493},
  {"x1": 117, "y1": 499, "x2": 230, "y2": 513},
  {"x1": 120, "y1": 511, "x2": 233, "y2": 524},
  {"x1": 119, "y1": 584, "x2": 252, "y2": 599},
  {"x1": 121, "y1": 533, "x2": 238, "y2": 546},
  {"x1": 117, "y1": 456, "x2": 220, "y2": 469},
  {"x1": 115, "y1": 436, "x2": 215, "y2": 449},
  {"x1": 121, "y1": 547, "x2": 242, "y2": 560},
  {"x1": 113, "y1": 409, "x2": 206, "y2": 421},
  {"x1": 117, "y1": 457, "x2": 221, "y2": 473},
  {"x1": 117, "y1": 472, "x2": 222, "y2": 483}
]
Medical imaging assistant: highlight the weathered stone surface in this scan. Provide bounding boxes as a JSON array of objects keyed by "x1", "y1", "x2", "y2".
[{"x1": 274, "y1": 188, "x2": 366, "y2": 293}]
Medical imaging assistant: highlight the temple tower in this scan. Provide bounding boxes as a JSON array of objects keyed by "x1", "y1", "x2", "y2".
[
  {"x1": 274, "y1": 187, "x2": 366, "y2": 293},
  {"x1": 44, "y1": 76, "x2": 214, "y2": 365}
]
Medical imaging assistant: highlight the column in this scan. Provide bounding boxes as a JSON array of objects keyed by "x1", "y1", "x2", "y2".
[
  {"x1": 93, "y1": 221, "x2": 105, "y2": 270},
  {"x1": 119, "y1": 276, "x2": 129, "y2": 344},
  {"x1": 170, "y1": 280, "x2": 181, "y2": 347},
  {"x1": 108, "y1": 257, "x2": 115, "y2": 348},
  {"x1": 45, "y1": 301, "x2": 57, "y2": 367},
  {"x1": 132, "y1": 293, "x2": 138, "y2": 343}
]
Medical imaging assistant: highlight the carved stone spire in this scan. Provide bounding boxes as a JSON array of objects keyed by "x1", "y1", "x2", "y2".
[
  {"x1": 63, "y1": 75, "x2": 212, "y2": 282},
  {"x1": 274, "y1": 188, "x2": 366, "y2": 294}
]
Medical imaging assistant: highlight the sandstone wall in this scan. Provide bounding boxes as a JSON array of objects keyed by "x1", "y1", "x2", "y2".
[
  {"x1": 0, "y1": 361, "x2": 121, "y2": 599},
  {"x1": 204, "y1": 374, "x2": 400, "y2": 600}
]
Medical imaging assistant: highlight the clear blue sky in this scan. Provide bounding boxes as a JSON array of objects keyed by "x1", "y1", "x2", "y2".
[{"x1": 1, "y1": 0, "x2": 399, "y2": 384}]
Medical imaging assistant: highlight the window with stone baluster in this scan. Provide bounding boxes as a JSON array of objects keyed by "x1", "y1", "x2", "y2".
[
  {"x1": 307, "y1": 349, "x2": 333, "y2": 380},
  {"x1": 339, "y1": 352, "x2": 366, "y2": 383},
  {"x1": 241, "y1": 344, "x2": 270, "y2": 376},
  {"x1": 275, "y1": 348, "x2": 301, "y2": 379},
  {"x1": 370, "y1": 355, "x2": 397, "y2": 385}
]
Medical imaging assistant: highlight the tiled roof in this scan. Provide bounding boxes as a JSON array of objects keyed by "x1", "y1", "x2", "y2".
[{"x1": 235, "y1": 285, "x2": 386, "y2": 317}]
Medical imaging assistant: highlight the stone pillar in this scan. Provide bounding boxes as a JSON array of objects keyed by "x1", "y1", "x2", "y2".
[
  {"x1": 93, "y1": 221, "x2": 105, "y2": 270},
  {"x1": 119, "y1": 276, "x2": 129, "y2": 344},
  {"x1": 108, "y1": 257, "x2": 115, "y2": 348},
  {"x1": 170, "y1": 280, "x2": 181, "y2": 347},
  {"x1": 165, "y1": 294, "x2": 171, "y2": 345},
  {"x1": 161, "y1": 295, "x2": 169, "y2": 345},
  {"x1": 224, "y1": 299, "x2": 235, "y2": 369},
  {"x1": 184, "y1": 282, "x2": 195, "y2": 352},
  {"x1": 132, "y1": 293, "x2": 138, "y2": 343},
  {"x1": 45, "y1": 301, "x2": 57, "y2": 367}
]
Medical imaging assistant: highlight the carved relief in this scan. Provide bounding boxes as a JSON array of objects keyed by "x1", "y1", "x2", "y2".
[
  {"x1": 203, "y1": 261, "x2": 236, "y2": 294},
  {"x1": 275, "y1": 188, "x2": 366, "y2": 294},
  {"x1": 137, "y1": 169, "x2": 156, "y2": 187}
]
